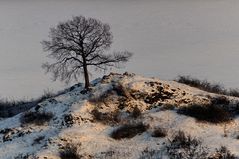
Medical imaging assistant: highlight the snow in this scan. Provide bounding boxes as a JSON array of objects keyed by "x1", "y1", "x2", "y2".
[{"x1": 0, "y1": 73, "x2": 239, "y2": 158}]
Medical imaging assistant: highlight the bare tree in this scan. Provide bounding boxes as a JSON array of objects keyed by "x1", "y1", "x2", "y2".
[{"x1": 42, "y1": 16, "x2": 132, "y2": 89}]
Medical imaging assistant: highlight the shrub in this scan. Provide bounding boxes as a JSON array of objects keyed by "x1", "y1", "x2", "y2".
[
  {"x1": 0, "y1": 99, "x2": 28, "y2": 108},
  {"x1": 0, "y1": 89, "x2": 58, "y2": 118},
  {"x1": 208, "y1": 146, "x2": 236, "y2": 159},
  {"x1": 0, "y1": 98, "x2": 33, "y2": 117},
  {"x1": 211, "y1": 96, "x2": 230, "y2": 105},
  {"x1": 32, "y1": 136, "x2": 45, "y2": 145},
  {"x1": 112, "y1": 83, "x2": 131, "y2": 98},
  {"x1": 177, "y1": 104, "x2": 232, "y2": 124},
  {"x1": 230, "y1": 102, "x2": 239, "y2": 116},
  {"x1": 59, "y1": 143, "x2": 80, "y2": 159},
  {"x1": 176, "y1": 75, "x2": 239, "y2": 98},
  {"x1": 59, "y1": 143, "x2": 92, "y2": 159},
  {"x1": 111, "y1": 122, "x2": 148, "y2": 140},
  {"x1": 166, "y1": 131, "x2": 208, "y2": 159},
  {"x1": 88, "y1": 90, "x2": 112, "y2": 104},
  {"x1": 176, "y1": 75, "x2": 226, "y2": 95},
  {"x1": 20, "y1": 111, "x2": 53, "y2": 126},
  {"x1": 91, "y1": 108, "x2": 120, "y2": 125},
  {"x1": 139, "y1": 147, "x2": 162, "y2": 159},
  {"x1": 14, "y1": 154, "x2": 36, "y2": 159},
  {"x1": 236, "y1": 135, "x2": 239, "y2": 140},
  {"x1": 131, "y1": 106, "x2": 141, "y2": 118},
  {"x1": 228, "y1": 89, "x2": 239, "y2": 98},
  {"x1": 151, "y1": 127, "x2": 167, "y2": 138},
  {"x1": 36, "y1": 89, "x2": 55, "y2": 103},
  {"x1": 160, "y1": 104, "x2": 175, "y2": 111}
]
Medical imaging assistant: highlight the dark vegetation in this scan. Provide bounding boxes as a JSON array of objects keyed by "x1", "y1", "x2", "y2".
[
  {"x1": 0, "y1": 89, "x2": 58, "y2": 118},
  {"x1": 20, "y1": 111, "x2": 54, "y2": 126},
  {"x1": 111, "y1": 122, "x2": 148, "y2": 140},
  {"x1": 151, "y1": 127, "x2": 167, "y2": 138},
  {"x1": 160, "y1": 104, "x2": 175, "y2": 111},
  {"x1": 0, "y1": 85, "x2": 76, "y2": 118},
  {"x1": 139, "y1": 148, "x2": 162, "y2": 159},
  {"x1": 211, "y1": 96, "x2": 230, "y2": 105},
  {"x1": 0, "y1": 99, "x2": 27, "y2": 109},
  {"x1": 112, "y1": 82, "x2": 131, "y2": 98},
  {"x1": 177, "y1": 95, "x2": 239, "y2": 124},
  {"x1": 139, "y1": 130, "x2": 236, "y2": 159},
  {"x1": 0, "y1": 98, "x2": 35, "y2": 118},
  {"x1": 14, "y1": 154, "x2": 36, "y2": 159},
  {"x1": 166, "y1": 130, "x2": 208, "y2": 159},
  {"x1": 208, "y1": 146, "x2": 236, "y2": 159},
  {"x1": 59, "y1": 143, "x2": 80, "y2": 159},
  {"x1": 0, "y1": 89, "x2": 55, "y2": 108},
  {"x1": 59, "y1": 143, "x2": 92, "y2": 159},
  {"x1": 177, "y1": 104, "x2": 232, "y2": 124},
  {"x1": 176, "y1": 75, "x2": 239, "y2": 97},
  {"x1": 91, "y1": 108, "x2": 120, "y2": 125},
  {"x1": 32, "y1": 136, "x2": 45, "y2": 145},
  {"x1": 131, "y1": 106, "x2": 142, "y2": 118}
]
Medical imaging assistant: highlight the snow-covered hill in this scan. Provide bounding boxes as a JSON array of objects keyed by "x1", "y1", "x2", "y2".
[{"x1": 1, "y1": 73, "x2": 239, "y2": 159}]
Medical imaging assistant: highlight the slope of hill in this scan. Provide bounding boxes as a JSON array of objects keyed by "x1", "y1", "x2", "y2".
[{"x1": 0, "y1": 73, "x2": 239, "y2": 159}]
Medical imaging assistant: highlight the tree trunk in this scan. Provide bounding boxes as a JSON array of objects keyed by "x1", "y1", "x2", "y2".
[{"x1": 83, "y1": 64, "x2": 90, "y2": 89}]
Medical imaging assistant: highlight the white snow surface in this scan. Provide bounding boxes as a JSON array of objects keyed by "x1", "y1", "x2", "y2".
[{"x1": 0, "y1": 73, "x2": 239, "y2": 159}]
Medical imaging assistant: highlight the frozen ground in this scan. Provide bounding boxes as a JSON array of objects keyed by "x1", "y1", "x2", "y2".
[
  {"x1": 0, "y1": 73, "x2": 239, "y2": 158},
  {"x1": 1, "y1": 0, "x2": 239, "y2": 98}
]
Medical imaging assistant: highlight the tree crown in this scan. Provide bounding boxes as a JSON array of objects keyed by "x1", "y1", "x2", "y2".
[{"x1": 42, "y1": 15, "x2": 132, "y2": 85}]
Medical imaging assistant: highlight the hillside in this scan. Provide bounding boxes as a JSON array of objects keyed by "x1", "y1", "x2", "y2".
[{"x1": 0, "y1": 73, "x2": 239, "y2": 159}]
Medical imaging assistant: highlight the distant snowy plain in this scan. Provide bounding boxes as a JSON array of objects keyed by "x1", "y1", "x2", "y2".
[{"x1": 1, "y1": 0, "x2": 239, "y2": 98}]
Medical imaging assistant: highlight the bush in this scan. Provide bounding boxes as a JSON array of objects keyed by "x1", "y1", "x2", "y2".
[
  {"x1": 0, "y1": 89, "x2": 58, "y2": 118},
  {"x1": 176, "y1": 76, "x2": 226, "y2": 95},
  {"x1": 14, "y1": 154, "x2": 36, "y2": 159},
  {"x1": 151, "y1": 127, "x2": 167, "y2": 138},
  {"x1": 111, "y1": 122, "x2": 148, "y2": 140},
  {"x1": 59, "y1": 143, "x2": 80, "y2": 159},
  {"x1": 177, "y1": 104, "x2": 232, "y2": 124},
  {"x1": 176, "y1": 76, "x2": 239, "y2": 98},
  {"x1": 91, "y1": 108, "x2": 120, "y2": 125},
  {"x1": 20, "y1": 111, "x2": 53, "y2": 126},
  {"x1": 160, "y1": 104, "x2": 175, "y2": 111},
  {"x1": 139, "y1": 147, "x2": 162, "y2": 159},
  {"x1": 36, "y1": 89, "x2": 55, "y2": 103},
  {"x1": 211, "y1": 96, "x2": 230, "y2": 105},
  {"x1": 32, "y1": 136, "x2": 45, "y2": 145},
  {"x1": 0, "y1": 98, "x2": 33, "y2": 117},
  {"x1": 166, "y1": 131, "x2": 208, "y2": 159},
  {"x1": 0, "y1": 99, "x2": 28, "y2": 108},
  {"x1": 209, "y1": 146, "x2": 236, "y2": 159},
  {"x1": 228, "y1": 89, "x2": 239, "y2": 98},
  {"x1": 59, "y1": 143, "x2": 92, "y2": 159},
  {"x1": 131, "y1": 106, "x2": 142, "y2": 118},
  {"x1": 112, "y1": 83, "x2": 131, "y2": 98}
]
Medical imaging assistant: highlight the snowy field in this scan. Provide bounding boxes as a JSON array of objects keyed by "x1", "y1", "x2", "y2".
[
  {"x1": 1, "y1": 0, "x2": 239, "y2": 98},
  {"x1": 1, "y1": 73, "x2": 239, "y2": 158}
]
